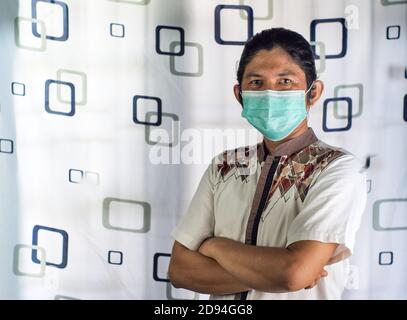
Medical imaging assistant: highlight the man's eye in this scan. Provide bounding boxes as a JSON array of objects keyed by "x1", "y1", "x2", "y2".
[
  {"x1": 250, "y1": 80, "x2": 263, "y2": 86},
  {"x1": 278, "y1": 79, "x2": 293, "y2": 85}
]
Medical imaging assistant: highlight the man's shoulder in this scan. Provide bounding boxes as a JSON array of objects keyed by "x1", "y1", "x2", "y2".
[
  {"x1": 306, "y1": 139, "x2": 360, "y2": 165},
  {"x1": 308, "y1": 139, "x2": 348, "y2": 158},
  {"x1": 305, "y1": 139, "x2": 363, "y2": 178}
]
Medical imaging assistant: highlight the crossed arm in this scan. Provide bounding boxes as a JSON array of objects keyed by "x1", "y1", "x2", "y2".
[{"x1": 168, "y1": 237, "x2": 338, "y2": 295}]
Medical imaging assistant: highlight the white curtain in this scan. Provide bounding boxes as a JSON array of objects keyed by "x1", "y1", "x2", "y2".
[{"x1": 0, "y1": 0, "x2": 406, "y2": 299}]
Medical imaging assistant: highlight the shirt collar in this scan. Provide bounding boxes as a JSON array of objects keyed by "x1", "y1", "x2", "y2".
[{"x1": 257, "y1": 127, "x2": 319, "y2": 163}]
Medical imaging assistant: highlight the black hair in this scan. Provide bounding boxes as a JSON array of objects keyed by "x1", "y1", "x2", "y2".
[{"x1": 237, "y1": 28, "x2": 317, "y2": 100}]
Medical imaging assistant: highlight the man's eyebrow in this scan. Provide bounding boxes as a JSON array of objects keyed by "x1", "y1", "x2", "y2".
[
  {"x1": 276, "y1": 70, "x2": 297, "y2": 77},
  {"x1": 244, "y1": 72, "x2": 264, "y2": 78},
  {"x1": 244, "y1": 70, "x2": 299, "y2": 78}
]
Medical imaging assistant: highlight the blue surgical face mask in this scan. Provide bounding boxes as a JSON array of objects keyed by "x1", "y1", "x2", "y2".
[{"x1": 241, "y1": 84, "x2": 314, "y2": 141}]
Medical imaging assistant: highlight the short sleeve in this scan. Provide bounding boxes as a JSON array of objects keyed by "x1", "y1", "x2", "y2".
[
  {"x1": 286, "y1": 154, "x2": 367, "y2": 264},
  {"x1": 171, "y1": 159, "x2": 216, "y2": 251}
]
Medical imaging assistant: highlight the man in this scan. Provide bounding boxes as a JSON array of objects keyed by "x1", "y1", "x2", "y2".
[{"x1": 168, "y1": 28, "x2": 367, "y2": 300}]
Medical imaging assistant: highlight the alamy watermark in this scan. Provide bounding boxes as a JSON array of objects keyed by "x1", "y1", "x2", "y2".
[{"x1": 148, "y1": 122, "x2": 261, "y2": 165}]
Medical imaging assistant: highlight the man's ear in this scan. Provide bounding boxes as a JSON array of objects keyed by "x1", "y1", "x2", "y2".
[
  {"x1": 233, "y1": 84, "x2": 243, "y2": 106},
  {"x1": 307, "y1": 80, "x2": 324, "y2": 111}
]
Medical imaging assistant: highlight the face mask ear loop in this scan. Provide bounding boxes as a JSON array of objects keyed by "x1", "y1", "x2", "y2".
[
  {"x1": 305, "y1": 81, "x2": 315, "y2": 95},
  {"x1": 305, "y1": 81, "x2": 316, "y2": 122},
  {"x1": 238, "y1": 85, "x2": 243, "y2": 105},
  {"x1": 305, "y1": 80, "x2": 316, "y2": 109}
]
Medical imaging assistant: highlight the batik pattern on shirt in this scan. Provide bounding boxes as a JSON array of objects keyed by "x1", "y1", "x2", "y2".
[{"x1": 266, "y1": 141, "x2": 346, "y2": 211}]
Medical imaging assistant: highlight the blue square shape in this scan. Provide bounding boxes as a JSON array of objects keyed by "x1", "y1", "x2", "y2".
[
  {"x1": 386, "y1": 25, "x2": 400, "y2": 39},
  {"x1": 108, "y1": 250, "x2": 123, "y2": 265},
  {"x1": 155, "y1": 25, "x2": 185, "y2": 56},
  {"x1": 323, "y1": 97, "x2": 353, "y2": 132},
  {"x1": 153, "y1": 252, "x2": 171, "y2": 282},
  {"x1": 214, "y1": 4, "x2": 253, "y2": 46},
  {"x1": 69, "y1": 169, "x2": 83, "y2": 183},
  {"x1": 379, "y1": 251, "x2": 393, "y2": 265},
  {"x1": 12, "y1": 82, "x2": 25, "y2": 96},
  {"x1": 32, "y1": 225, "x2": 69, "y2": 269},
  {"x1": 310, "y1": 18, "x2": 348, "y2": 59},
  {"x1": 31, "y1": 0, "x2": 69, "y2": 41},
  {"x1": 133, "y1": 95, "x2": 162, "y2": 126},
  {"x1": 0, "y1": 139, "x2": 14, "y2": 154},
  {"x1": 45, "y1": 79, "x2": 75, "y2": 116},
  {"x1": 110, "y1": 23, "x2": 125, "y2": 38}
]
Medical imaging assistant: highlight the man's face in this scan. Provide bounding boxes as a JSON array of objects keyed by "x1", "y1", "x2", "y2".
[
  {"x1": 234, "y1": 46, "x2": 324, "y2": 143},
  {"x1": 234, "y1": 47, "x2": 324, "y2": 112},
  {"x1": 241, "y1": 47, "x2": 308, "y2": 92}
]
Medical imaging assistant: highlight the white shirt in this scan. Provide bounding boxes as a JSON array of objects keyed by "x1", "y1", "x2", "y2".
[{"x1": 171, "y1": 128, "x2": 367, "y2": 300}]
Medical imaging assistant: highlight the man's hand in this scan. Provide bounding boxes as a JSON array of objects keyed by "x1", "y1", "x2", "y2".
[
  {"x1": 198, "y1": 237, "x2": 217, "y2": 257},
  {"x1": 305, "y1": 269, "x2": 328, "y2": 289},
  {"x1": 198, "y1": 236, "x2": 336, "y2": 292}
]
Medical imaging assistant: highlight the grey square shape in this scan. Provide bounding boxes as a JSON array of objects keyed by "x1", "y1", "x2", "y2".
[
  {"x1": 145, "y1": 111, "x2": 179, "y2": 147},
  {"x1": 169, "y1": 41, "x2": 203, "y2": 77},
  {"x1": 310, "y1": 41, "x2": 326, "y2": 74},
  {"x1": 373, "y1": 198, "x2": 407, "y2": 231},
  {"x1": 334, "y1": 84, "x2": 364, "y2": 119},
  {"x1": 13, "y1": 244, "x2": 46, "y2": 278},
  {"x1": 166, "y1": 282, "x2": 199, "y2": 300},
  {"x1": 85, "y1": 171, "x2": 100, "y2": 185},
  {"x1": 239, "y1": 0, "x2": 273, "y2": 20},
  {"x1": 57, "y1": 69, "x2": 87, "y2": 106},
  {"x1": 103, "y1": 197, "x2": 151, "y2": 233},
  {"x1": 14, "y1": 17, "x2": 47, "y2": 51}
]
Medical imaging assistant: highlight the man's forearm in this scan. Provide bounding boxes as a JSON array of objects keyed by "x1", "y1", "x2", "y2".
[
  {"x1": 168, "y1": 241, "x2": 250, "y2": 295},
  {"x1": 199, "y1": 237, "x2": 294, "y2": 292}
]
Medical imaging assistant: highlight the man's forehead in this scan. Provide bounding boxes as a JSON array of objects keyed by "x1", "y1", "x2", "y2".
[{"x1": 243, "y1": 49, "x2": 303, "y2": 76}]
